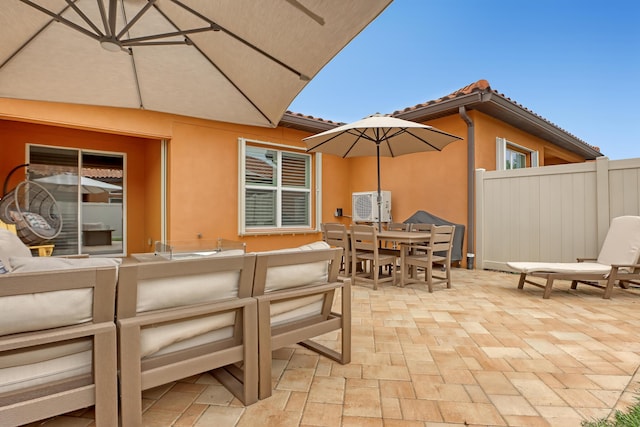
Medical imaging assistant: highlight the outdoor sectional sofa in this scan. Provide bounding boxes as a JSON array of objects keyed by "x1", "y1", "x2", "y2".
[{"x1": 0, "y1": 230, "x2": 351, "y2": 426}]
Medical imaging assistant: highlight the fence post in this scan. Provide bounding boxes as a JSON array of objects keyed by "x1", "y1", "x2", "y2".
[
  {"x1": 474, "y1": 168, "x2": 486, "y2": 269},
  {"x1": 595, "y1": 156, "x2": 610, "y2": 247}
]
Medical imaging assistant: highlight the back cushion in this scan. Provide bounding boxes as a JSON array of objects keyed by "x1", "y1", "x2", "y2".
[
  {"x1": 137, "y1": 269, "x2": 242, "y2": 313},
  {"x1": 263, "y1": 241, "x2": 330, "y2": 293},
  {"x1": 0, "y1": 229, "x2": 31, "y2": 272},
  {"x1": 597, "y1": 216, "x2": 640, "y2": 270},
  {"x1": 1, "y1": 257, "x2": 120, "y2": 335}
]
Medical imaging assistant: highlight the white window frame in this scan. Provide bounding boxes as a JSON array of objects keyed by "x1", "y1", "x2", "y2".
[
  {"x1": 238, "y1": 138, "x2": 317, "y2": 235},
  {"x1": 496, "y1": 137, "x2": 539, "y2": 170}
]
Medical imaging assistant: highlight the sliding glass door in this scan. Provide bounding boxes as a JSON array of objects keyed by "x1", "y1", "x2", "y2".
[{"x1": 28, "y1": 145, "x2": 125, "y2": 256}]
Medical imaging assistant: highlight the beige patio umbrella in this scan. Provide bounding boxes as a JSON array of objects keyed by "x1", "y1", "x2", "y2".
[
  {"x1": 304, "y1": 114, "x2": 463, "y2": 229},
  {"x1": 0, "y1": 0, "x2": 391, "y2": 127},
  {"x1": 34, "y1": 173, "x2": 122, "y2": 194}
]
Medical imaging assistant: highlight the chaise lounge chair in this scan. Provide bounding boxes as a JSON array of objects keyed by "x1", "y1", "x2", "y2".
[{"x1": 507, "y1": 215, "x2": 640, "y2": 299}]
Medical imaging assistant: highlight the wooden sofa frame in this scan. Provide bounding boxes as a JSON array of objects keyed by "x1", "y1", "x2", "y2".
[
  {"x1": 116, "y1": 254, "x2": 259, "y2": 426},
  {"x1": 0, "y1": 267, "x2": 118, "y2": 427},
  {"x1": 252, "y1": 247, "x2": 351, "y2": 399}
]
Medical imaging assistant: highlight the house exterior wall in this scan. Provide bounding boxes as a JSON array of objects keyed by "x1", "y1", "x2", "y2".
[
  {"x1": 473, "y1": 111, "x2": 585, "y2": 169},
  {"x1": 0, "y1": 99, "x2": 319, "y2": 254},
  {"x1": 0, "y1": 98, "x2": 595, "y2": 260}
]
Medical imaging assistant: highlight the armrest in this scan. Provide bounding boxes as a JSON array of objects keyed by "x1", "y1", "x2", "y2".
[
  {"x1": 576, "y1": 257, "x2": 597, "y2": 262},
  {"x1": 0, "y1": 322, "x2": 114, "y2": 352},
  {"x1": 254, "y1": 281, "x2": 345, "y2": 303},
  {"x1": 117, "y1": 297, "x2": 256, "y2": 328}
]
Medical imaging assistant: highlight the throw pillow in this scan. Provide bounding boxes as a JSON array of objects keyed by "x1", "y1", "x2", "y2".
[{"x1": 0, "y1": 229, "x2": 32, "y2": 272}]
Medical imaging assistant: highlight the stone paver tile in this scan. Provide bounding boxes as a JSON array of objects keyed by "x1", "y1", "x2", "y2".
[
  {"x1": 554, "y1": 388, "x2": 609, "y2": 408},
  {"x1": 399, "y1": 398, "x2": 443, "y2": 422},
  {"x1": 489, "y1": 394, "x2": 538, "y2": 416},
  {"x1": 307, "y1": 376, "x2": 345, "y2": 404},
  {"x1": 195, "y1": 384, "x2": 235, "y2": 405},
  {"x1": 174, "y1": 403, "x2": 208, "y2": 427},
  {"x1": 300, "y1": 402, "x2": 343, "y2": 427},
  {"x1": 362, "y1": 364, "x2": 410, "y2": 381},
  {"x1": 533, "y1": 405, "x2": 583, "y2": 427},
  {"x1": 151, "y1": 390, "x2": 198, "y2": 412},
  {"x1": 381, "y1": 396, "x2": 402, "y2": 419},
  {"x1": 437, "y1": 401, "x2": 507, "y2": 426},
  {"x1": 343, "y1": 384, "x2": 382, "y2": 417},
  {"x1": 473, "y1": 371, "x2": 519, "y2": 395},
  {"x1": 585, "y1": 374, "x2": 633, "y2": 390},
  {"x1": 276, "y1": 368, "x2": 316, "y2": 392},
  {"x1": 380, "y1": 379, "x2": 416, "y2": 399},
  {"x1": 509, "y1": 378, "x2": 567, "y2": 406},
  {"x1": 414, "y1": 380, "x2": 471, "y2": 402},
  {"x1": 441, "y1": 368, "x2": 476, "y2": 385},
  {"x1": 464, "y1": 384, "x2": 492, "y2": 404},
  {"x1": 234, "y1": 406, "x2": 300, "y2": 427},
  {"x1": 502, "y1": 415, "x2": 552, "y2": 427},
  {"x1": 341, "y1": 416, "x2": 384, "y2": 427}
]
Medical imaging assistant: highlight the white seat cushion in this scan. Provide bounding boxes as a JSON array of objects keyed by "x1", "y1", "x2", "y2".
[{"x1": 507, "y1": 261, "x2": 611, "y2": 275}]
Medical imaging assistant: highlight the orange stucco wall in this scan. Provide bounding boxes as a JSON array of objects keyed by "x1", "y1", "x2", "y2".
[{"x1": 0, "y1": 99, "x2": 591, "y2": 260}]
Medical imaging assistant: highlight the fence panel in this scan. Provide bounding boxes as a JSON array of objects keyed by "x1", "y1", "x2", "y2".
[{"x1": 476, "y1": 157, "x2": 640, "y2": 271}]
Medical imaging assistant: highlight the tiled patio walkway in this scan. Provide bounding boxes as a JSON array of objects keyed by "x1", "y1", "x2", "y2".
[{"x1": 28, "y1": 268, "x2": 640, "y2": 426}]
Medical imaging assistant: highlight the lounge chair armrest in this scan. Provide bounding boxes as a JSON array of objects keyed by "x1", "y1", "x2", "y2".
[
  {"x1": 576, "y1": 257, "x2": 597, "y2": 262},
  {"x1": 610, "y1": 263, "x2": 640, "y2": 269}
]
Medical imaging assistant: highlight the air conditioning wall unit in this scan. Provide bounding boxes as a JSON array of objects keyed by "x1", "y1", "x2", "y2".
[{"x1": 352, "y1": 191, "x2": 392, "y2": 223}]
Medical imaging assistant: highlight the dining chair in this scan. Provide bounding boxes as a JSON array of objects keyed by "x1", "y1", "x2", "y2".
[
  {"x1": 400, "y1": 224, "x2": 455, "y2": 292},
  {"x1": 380, "y1": 222, "x2": 410, "y2": 274},
  {"x1": 350, "y1": 224, "x2": 397, "y2": 290},
  {"x1": 322, "y1": 223, "x2": 351, "y2": 275}
]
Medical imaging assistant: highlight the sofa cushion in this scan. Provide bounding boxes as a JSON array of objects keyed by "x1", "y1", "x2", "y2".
[
  {"x1": 260, "y1": 241, "x2": 331, "y2": 293},
  {"x1": 0, "y1": 229, "x2": 32, "y2": 272},
  {"x1": 0, "y1": 349, "x2": 92, "y2": 394},
  {"x1": 9, "y1": 256, "x2": 121, "y2": 272},
  {"x1": 1, "y1": 257, "x2": 120, "y2": 335},
  {"x1": 140, "y1": 312, "x2": 235, "y2": 358}
]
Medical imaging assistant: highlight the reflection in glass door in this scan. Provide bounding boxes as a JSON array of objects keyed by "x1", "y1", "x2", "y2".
[{"x1": 28, "y1": 145, "x2": 124, "y2": 256}]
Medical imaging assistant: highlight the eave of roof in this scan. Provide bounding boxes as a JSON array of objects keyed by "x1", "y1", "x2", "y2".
[{"x1": 280, "y1": 80, "x2": 602, "y2": 160}]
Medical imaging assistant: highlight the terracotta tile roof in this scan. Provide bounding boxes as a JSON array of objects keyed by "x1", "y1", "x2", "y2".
[
  {"x1": 282, "y1": 79, "x2": 602, "y2": 159},
  {"x1": 393, "y1": 79, "x2": 600, "y2": 154}
]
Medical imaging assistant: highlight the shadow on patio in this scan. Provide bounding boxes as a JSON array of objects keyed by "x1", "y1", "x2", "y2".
[{"x1": 26, "y1": 268, "x2": 640, "y2": 427}]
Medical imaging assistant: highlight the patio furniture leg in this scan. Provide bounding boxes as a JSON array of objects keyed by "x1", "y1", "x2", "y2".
[
  {"x1": 543, "y1": 276, "x2": 554, "y2": 299},
  {"x1": 603, "y1": 267, "x2": 619, "y2": 299},
  {"x1": 517, "y1": 273, "x2": 527, "y2": 289}
]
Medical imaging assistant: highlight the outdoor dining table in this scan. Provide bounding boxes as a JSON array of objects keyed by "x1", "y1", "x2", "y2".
[{"x1": 345, "y1": 228, "x2": 431, "y2": 280}]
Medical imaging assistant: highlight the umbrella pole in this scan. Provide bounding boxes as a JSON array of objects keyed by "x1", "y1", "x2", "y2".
[{"x1": 376, "y1": 144, "x2": 382, "y2": 231}]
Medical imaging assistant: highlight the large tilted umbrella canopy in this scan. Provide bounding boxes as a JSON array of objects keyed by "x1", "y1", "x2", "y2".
[
  {"x1": 0, "y1": 0, "x2": 391, "y2": 127},
  {"x1": 304, "y1": 114, "x2": 463, "y2": 229}
]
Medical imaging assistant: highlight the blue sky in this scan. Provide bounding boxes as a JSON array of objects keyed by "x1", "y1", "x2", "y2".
[{"x1": 289, "y1": 0, "x2": 640, "y2": 160}]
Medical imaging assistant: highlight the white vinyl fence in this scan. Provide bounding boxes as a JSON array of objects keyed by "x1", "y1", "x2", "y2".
[{"x1": 475, "y1": 156, "x2": 640, "y2": 271}]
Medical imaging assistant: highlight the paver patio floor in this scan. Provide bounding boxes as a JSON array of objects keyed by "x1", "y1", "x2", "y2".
[{"x1": 26, "y1": 268, "x2": 640, "y2": 426}]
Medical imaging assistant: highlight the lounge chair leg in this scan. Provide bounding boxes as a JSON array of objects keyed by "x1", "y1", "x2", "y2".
[
  {"x1": 570, "y1": 280, "x2": 578, "y2": 289},
  {"x1": 542, "y1": 276, "x2": 554, "y2": 299},
  {"x1": 603, "y1": 269, "x2": 618, "y2": 299},
  {"x1": 517, "y1": 273, "x2": 527, "y2": 290}
]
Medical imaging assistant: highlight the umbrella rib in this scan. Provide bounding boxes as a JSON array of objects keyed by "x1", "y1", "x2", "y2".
[
  {"x1": 116, "y1": 0, "x2": 157, "y2": 40},
  {"x1": 119, "y1": 3, "x2": 145, "y2": 110},
  {"x1": 168, "y1": 0, "x2": 311, "y2": 81},
  {"x1": 65, "y1": 0, "x2": 105, "y2": 37},
  {"x1": 151, "y1": 2, "x2": 275, "y2": 125},
  {"x1": 19, "y1": 1, "x2": 100, "y2": 42},
  {"x1": 107, "y1": 0, "x2": 118, "y2": 37}
]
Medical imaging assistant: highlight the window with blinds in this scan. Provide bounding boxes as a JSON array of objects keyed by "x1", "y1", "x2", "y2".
[{"x1": 243, "y1": 143, "x2": 311, "y2": 230}]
